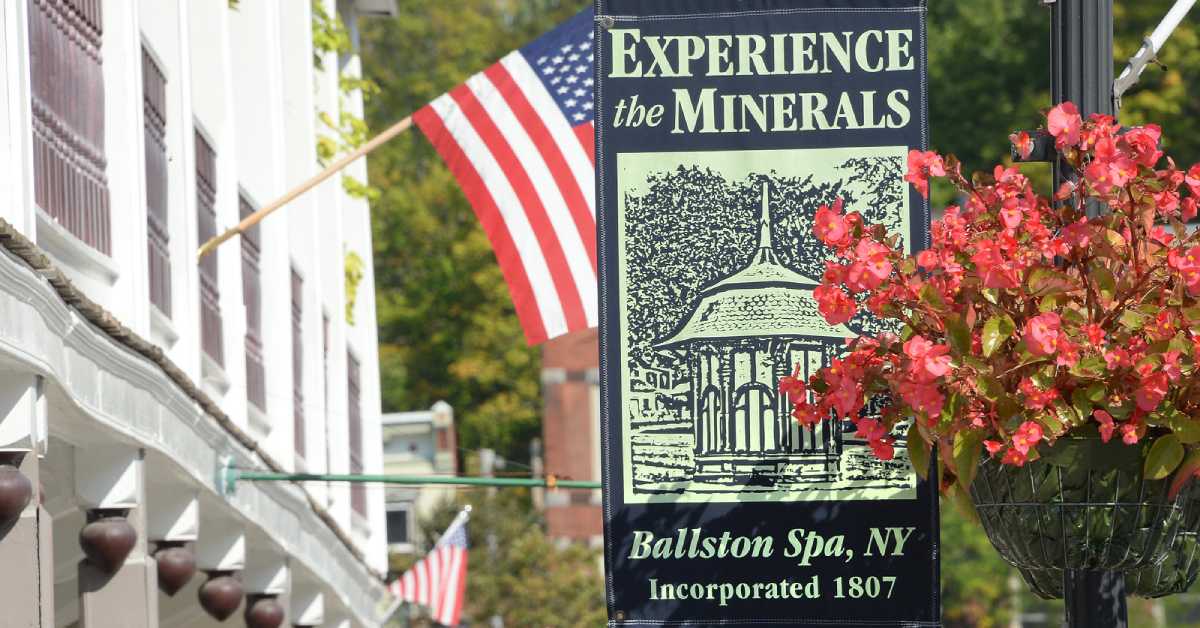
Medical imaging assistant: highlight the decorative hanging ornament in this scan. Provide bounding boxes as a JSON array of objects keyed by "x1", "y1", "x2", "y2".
[
  {"x1": 79, "y1": 513, "x2": 137, "y2": 573},
  {"x1": 0, "y1": 463, "x2": 32, "y2": 525},
  {"x1": 154, "y1": 542, "x2": 197, "y2": 596},
  {"x1": 245, "y1": 595, "x2": 286, "y2": 628},
  {"x1": 198, "y1": 572, "x2": 244, "y2": 621}
]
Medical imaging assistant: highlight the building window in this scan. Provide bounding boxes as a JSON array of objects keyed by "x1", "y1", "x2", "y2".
[
  {"x1": 195, "y1": 131, "x2": 222, "y2": 365},
  {"x1": 292, "y1": 267, "x2": 305, "y2": 462},
  {"x1": 348, "y1": 350, "x2": 365, "y2": 516},
  {"x1": 386, "y1": 507, "x2": 410, "y2": 545},
  {"x1": 242, "y1": 195, "x2": 264, "y2": 411},
  {"x1": 29, "y1": 0, "x2": 110, "y2": 253},
  {"x1": 143, "y1": 48, "x2": 170, "y2": 315}
]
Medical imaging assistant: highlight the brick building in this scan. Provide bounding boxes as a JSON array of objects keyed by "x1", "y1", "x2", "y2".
[{"x1": 541, "y1": 328, "x2": 603, "y2": 544}]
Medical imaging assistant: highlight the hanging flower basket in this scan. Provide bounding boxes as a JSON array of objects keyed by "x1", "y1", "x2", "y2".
[
  {"x1": 970, "y1": 431, "x2": 1193, "y2": 574},
  {"x1": 1014, "y1": 481, "x2": 1200, "y2": 599},
  {"x1": 781, "y1": 102, "x2": 1200, "y2": 602}
]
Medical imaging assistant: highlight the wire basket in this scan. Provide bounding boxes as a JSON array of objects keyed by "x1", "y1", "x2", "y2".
[
  {"x1": 1014, "y1": 489, "x2": 1200, "y2": 600},
  {"x1": 969, "y1": 432, "x2": 1194, "y2": 589}
]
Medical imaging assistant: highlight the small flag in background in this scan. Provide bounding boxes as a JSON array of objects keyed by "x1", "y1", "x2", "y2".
[
  {"x1": 414, "y1": 7, "x2": 597, "y2": 345},
  {"x1": 389, "y1": 512, "x2": 470, "y2": 626}
]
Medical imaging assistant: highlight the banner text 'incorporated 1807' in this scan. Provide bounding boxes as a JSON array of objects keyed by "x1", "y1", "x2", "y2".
[{"x1": 596, "y1": 0, "x2": 939, "y2": 625}]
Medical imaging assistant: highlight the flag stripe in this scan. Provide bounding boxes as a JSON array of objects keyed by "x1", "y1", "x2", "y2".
[
  {"x1": 449, "y1": 83, "x2": 589, "y2": 332},
  {"x1": 403, "y1": 569, "x2": 415, "y2": 601},
  {"x1": 429, "y1": 549, "x2": 442, "y2": 615},
  {"x1": 416, "y1": 558, "x2": 430, "y2": 607},
  {"x1": 500, "y1": 53, "x2": 595, "y2": 216},
  {"x1": 424, "y1": 94, "x2": 569, "y2": 339},
  {"x1": 464, "y1": 72, "x2": 597, "y2": 323},
  {"x1": 575, "y1": 122, "x2": 595, "y2": 166},
  {"x1": 438, "y1": 547, "x2": 466, "y2": 625},
  {"x1": 483, "y1": 63, "x2": 597, "y2": 272},
  {"x1": 413, "y1": 104, "x2": 554, "y2": 343}
]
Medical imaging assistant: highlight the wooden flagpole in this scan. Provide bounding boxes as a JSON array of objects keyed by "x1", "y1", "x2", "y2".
[{"x1": 196, "y1": 115, "x2": 413, "y2": 260}]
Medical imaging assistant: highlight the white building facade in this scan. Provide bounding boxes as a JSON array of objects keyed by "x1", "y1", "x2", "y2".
[{"x1": 0, "y1": 1, "x2": 393, "y2": 626}]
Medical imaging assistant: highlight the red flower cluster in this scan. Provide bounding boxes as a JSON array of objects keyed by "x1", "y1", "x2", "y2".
[{"x1": 781, "y1": 103, "x2": 1200, "y2": 496}]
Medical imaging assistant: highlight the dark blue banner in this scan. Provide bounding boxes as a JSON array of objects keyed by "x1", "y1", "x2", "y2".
[{"x1": 595, "y1": 1, "x2": 939, "y2": 625}]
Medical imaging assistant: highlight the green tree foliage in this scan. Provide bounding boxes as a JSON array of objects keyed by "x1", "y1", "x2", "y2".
[
  {"x1": 1115, "y1": 2, "x2": 1200, "y2": 166},
  {"x1": 360, "y1": 0, "x2": 588, "y2": 461},
  {"x1": 939, "y1": 505, "x2": 1012, "y2": 628},
  {"x1": 393, "y1": 490, "x2": 607, "y2": 627}
]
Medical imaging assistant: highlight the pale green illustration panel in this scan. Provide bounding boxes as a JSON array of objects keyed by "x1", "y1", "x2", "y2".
[{"x1": 616, "y1": 146, "x2": 918, "y2": 504}]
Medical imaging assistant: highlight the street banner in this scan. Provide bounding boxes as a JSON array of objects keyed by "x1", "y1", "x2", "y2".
[{"x1": 596, "y1": 1, "x2": 939, "y2": 625}]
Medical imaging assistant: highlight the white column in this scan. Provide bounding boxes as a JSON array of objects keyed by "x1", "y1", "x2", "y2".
[
  {"x1": 75, "y1": 446, "x2": 157, "y2": 628},
  {"x1": 0, "y1": 373, "x2": 51, "y2": 626}
]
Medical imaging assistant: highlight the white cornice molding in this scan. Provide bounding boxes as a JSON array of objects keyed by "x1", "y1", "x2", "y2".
[{"x1": 0, "y1": 247, "x2": 388, "y2": 625}]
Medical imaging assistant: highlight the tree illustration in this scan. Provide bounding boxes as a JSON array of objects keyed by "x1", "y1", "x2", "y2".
[{"x1": 622, "y1": 154, "x2": 906, "y2": 368}]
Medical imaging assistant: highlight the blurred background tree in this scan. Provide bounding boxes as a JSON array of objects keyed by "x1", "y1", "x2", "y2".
[
  {"x1": 362, "y1": 0, "x2": 582, "y2": 462},
  {"x1": 389, "y1": 489, "x2": 606, "y2": 627},
  {"x1": 362, "y1": 1, "x2": 1200, "y2": 625}
]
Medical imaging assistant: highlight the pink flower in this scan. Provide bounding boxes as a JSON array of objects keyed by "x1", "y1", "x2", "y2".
[
  {"x1": 814, "y1": 285, "x2": 856, "y2": 325},
  {"x1": 846, "y1": 239, "x2": 892, "y2": 292},
  {"x1": 898, "y1": 380, "x2": 945, "y2": 420},
  {"x1": 905, "y1": 150, "x2": 945, "y2": 199},
  {"x1": 1135, "y1": 372, "x2": 1169, "y2": 411},
  {"x1": 778, "y1": 366, "x2": 808, "y2": 403},
  {"x1": 971, "y1": 241, "x2": 1020, "y2": 289},
  {"x1": 1082, "y1": 323, "x2": 1105, "y2": 345},
  {"x1": 1164, "y1": 351, "x2": 1184, "y2": 383},
  {"x1": 999, "y1": 201, "x2": 1024, "y2": 230},
  {"x1": 1019, "y1": 377, "x2": 1059, "y2": 410},
  {"x1": 1184, "y1": 197, "x2": 1200, "y2": 222},
  {"x1": 869, "y1": 438, "x2": 895, "y2": 461},
  {"x1": 916, "y1": 250, "x2": 939, "y2": 270},
  {"x1": 984, "y1": 440, "x2": 1004, "y2": 457},
  {"x1": 903, "y1": 336, "x2": 952, "y2": 381},
  {"x1": 1002, "y1": 448, "x2": 1028, "y2": 467},
  {"x1": 1047, "y1": 102, "x2": 1082, "y2": 149},
  {"x1": 1094, "y1": 410, "x2": 1115, "y2": 443},
  {"x1": 1011, "y1": 421, "x2": 1044, "y2": 455},
  {"x1": 1121, "y1": 422, "x2": 1141, "y2": 445},
  {"x1": 792, "y1": 403, "x2": 823, "y2": 427},
  {"x1": 1123, "y1": 124, "x2": 1163, "y2": 168},
  {"x1": 1010, "y1": 131, "x2": 1034, "y2": 160},
  {"x1": 814, "y1": 198, "x2": 851, "y2": 248},
  {"x1": 1185, "y1": 163, "x2": 1200, "y2": 197},
  {"x1": 856, "y1": 418, "x2": 887, "y2": 441},
  {"x1": 1023, "y1": 312, "x2": 1062, "y2": 357}
]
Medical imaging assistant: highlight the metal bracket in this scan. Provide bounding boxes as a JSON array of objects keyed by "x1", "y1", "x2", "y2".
[{"x1": 216, "y1": 456, "x2": 238, "y2": 498}]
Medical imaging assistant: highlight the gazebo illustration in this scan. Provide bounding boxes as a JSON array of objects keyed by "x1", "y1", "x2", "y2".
[{"x1": 654, "y1": 183, "x2": 854, "y2": 488}]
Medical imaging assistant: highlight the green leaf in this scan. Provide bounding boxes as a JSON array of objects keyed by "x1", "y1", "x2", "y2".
[
  {"x1": 953, "y1": 431, "x2": 984, "y2": 490},
  {"x1": 1169, "y1": 450, "x2": 1200, "y2": 500},
  {"x1": 1119, "y1": 310, "x2": 1148, "y2": 331},
  {"x1": 1026, "y1": 268, "x2": 1077, "y2": 296},
  {"x1": 920, "y1": 284, "x2": 946, "y2": 309},
  {"x1": 1091, "y1": 263, "x2": 1117, "y2": 301},
  {"x1": 1145, "y1": 434, "x2": 1186, "y2": 480},
  {"x1": 982, "y1": 288, "x2": 1000, "y2": 305},
  {"x1": 977, "y1": 376, "x2": 1004, "y2": 401},
  {"x1": 907, "y1": 422, "x2": 930, "y2": 481},
  {"x1": 981, "y1": 315, "x2": 1016, "y2": 357},
  {"x1": 1070, "y1": 388, "x2": 1094, "y2": 419},
  {"x1": 1069, "y1": 355, "x2": 1106, "y2": 378},
  {"x1": 1169, "y1": 414, "x2": 1200, "y2": 445},
  {"x1": 945, "y1": 314, "x2": 972, "y2": 357}
]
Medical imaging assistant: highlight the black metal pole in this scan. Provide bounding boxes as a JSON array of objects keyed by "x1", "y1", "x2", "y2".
[
  {"x1": 1049, "y1": 1, "x2": 1125, "y2": 626},
  {"x1": 1050, "y1": 0, "x2": 1114, "y2": 216}
]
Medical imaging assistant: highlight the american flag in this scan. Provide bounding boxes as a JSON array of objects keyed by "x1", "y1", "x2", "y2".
[
  {"x1": 414, "y1": 7, "x2": 597, "y2": 345},
  {"x1": 389, "y1": 513, "x2": 470, "y2": 626}
]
